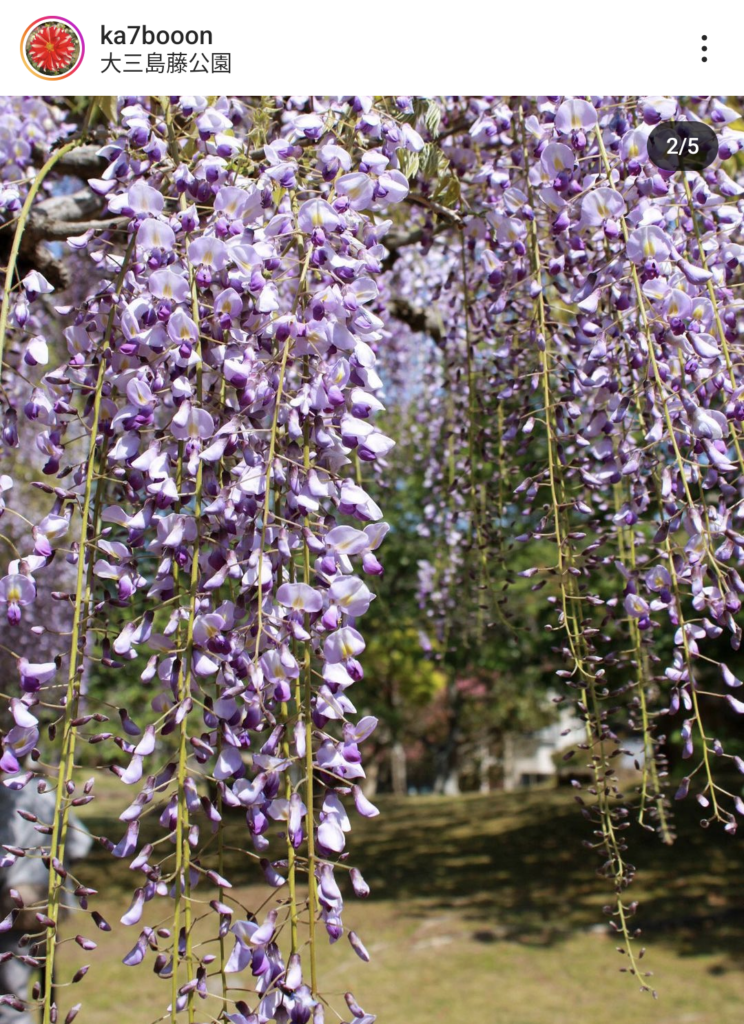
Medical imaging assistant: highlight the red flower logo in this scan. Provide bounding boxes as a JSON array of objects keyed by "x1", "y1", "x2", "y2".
[
  {"x1": 28, "y1": 23, "x2": 75, "y2": 73},
  {"x1": 21, "y1": 18, "x2": 84, "y2": 79}
]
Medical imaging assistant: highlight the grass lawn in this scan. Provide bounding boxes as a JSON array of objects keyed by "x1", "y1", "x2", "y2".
[{"x1": 53, "y1": 781, "x2": 744, "y2": 1024}]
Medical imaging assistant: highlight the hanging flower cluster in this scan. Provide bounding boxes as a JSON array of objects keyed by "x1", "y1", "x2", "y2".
[
  {"x1": 0, "y1": 95, "x2": 423, "y2": 1024},
  {"x1": 382, "y1": 95, "x2": 744, "y2": 989},
  {"x1": 3, "y1": 93, "x2": 744, "y2": 1016}
]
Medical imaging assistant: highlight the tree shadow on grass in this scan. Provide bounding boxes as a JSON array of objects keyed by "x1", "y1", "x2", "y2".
[
  {"x1": 344, "y1": 790, "x2": 744, "y2": 964},
  {"x1": 79, "y1": 785, "x2": 744, "y2": 966}
]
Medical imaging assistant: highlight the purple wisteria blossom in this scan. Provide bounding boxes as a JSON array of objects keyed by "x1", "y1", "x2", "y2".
[{"x1": 3, "y1": 92, "x2": 744, "y2": 1020}]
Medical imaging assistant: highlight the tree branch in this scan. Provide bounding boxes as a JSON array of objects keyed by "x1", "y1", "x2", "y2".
[
  {"x1": 33, "y1": 144, "x2": 107, "y2": 178},
  {"x1": 388, "y1": 296, "x2": 444, "y2": 344},
  {"x1": 1, "y1": 188, "x2": 125, "y2": 289}
]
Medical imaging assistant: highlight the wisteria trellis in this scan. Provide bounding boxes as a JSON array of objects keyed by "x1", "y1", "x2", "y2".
[{"x1": 1, "y1": 95, "x2": 744, "y2": 1019}]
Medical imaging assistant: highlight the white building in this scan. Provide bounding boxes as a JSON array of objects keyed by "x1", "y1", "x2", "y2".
[
  {"x1": 502, "y1": 702, "x2": 586, "y2": 790},
  {"x1": 502, "y1": 699, "x2": 646, "y2": 790}
]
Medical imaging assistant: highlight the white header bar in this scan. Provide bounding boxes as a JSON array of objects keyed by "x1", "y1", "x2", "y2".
[{"x1": 0, "y1": 1, "x2": 738, "y2": 94}]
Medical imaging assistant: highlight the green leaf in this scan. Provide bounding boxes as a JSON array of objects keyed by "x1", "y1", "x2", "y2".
[
  {"x1": 425, "y1": 101, "x2": 442, "y2": 139},
  {"x1": 433, "y1": 173, "x2": 461, "y2": 208},
  {"x1": 421, "y1": 144, "x2": 441, "y2": 181},
  {"x1": 398, "y1": 150, "x2": 420, "y2": 181},
  {"x1": 93, "y1": 96, "x2": 118, "y2": 125}
]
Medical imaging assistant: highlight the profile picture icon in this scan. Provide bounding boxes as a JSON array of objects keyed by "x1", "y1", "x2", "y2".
[{"x1": 21, "y1": 17, "x2": 85, "y2": 79}]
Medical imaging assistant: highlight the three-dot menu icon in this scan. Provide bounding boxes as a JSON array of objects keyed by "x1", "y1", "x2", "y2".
[{"x1": 702, "y1": 35, "x2": 707, "y2": 62}]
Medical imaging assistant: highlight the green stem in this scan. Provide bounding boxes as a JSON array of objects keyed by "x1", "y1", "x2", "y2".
[
  {"x1": 301, "y1": 416, "x2": 318, "y2": 996},
  {"x1": 594, "y1": 120, "x2": 723, "y2": 823},
  {"x1": 253, "y1": 246, "x2": 312, "y2": 663},
  {"x1": 41, "y1": 232, "x2": 134, "y2": 1024},
  {"x1": 0, "y1": 141, "x2": 79, "y2": 377},
  {"x1": 171, "y1": 274, "x2": 204, "y2": 1024},
  {"x1": 519, "y1": 104, "x2": 643, "y2": 978}
]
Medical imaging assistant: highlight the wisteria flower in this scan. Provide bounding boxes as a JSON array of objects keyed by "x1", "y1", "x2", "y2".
[
  {"x1": 627, "y1": 224, "x2": 672, "y2": 264},
  {"x1": 0, "y1": 574, "x2": 36, "y2": 624}
]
